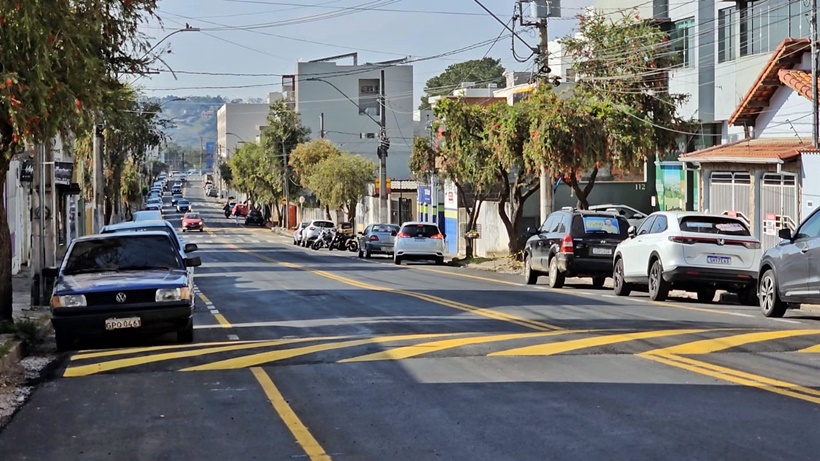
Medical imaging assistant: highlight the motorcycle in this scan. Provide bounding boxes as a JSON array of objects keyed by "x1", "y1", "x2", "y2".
[
  {"x1": 311, "y1": 228, "x2": 335, "y2": 250},
  {"x1": 329, "y1": 232, "x2": 358, "y2": 252}
]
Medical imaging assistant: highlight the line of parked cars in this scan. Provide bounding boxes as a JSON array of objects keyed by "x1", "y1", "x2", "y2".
[{"x1": 523, "y1": 204, "x2": 820, "y2": 318}]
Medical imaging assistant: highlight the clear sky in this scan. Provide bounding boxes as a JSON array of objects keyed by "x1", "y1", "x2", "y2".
[{"x1": 135, "y1": 0, "x2": 591, "y2": 103}]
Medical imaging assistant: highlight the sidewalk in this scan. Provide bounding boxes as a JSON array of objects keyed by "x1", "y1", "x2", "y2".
[{"x1": 1, "y1": 270, "x2": 52, "y2": 371}]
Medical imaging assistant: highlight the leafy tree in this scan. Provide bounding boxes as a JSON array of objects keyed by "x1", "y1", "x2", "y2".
[
  {"x1": 219, "y1": 162, "x2": 233, "y2": 188},
  {"x1": 289, "y1": 139, "x2": 342, "y2": 185},
  {"x1": 556, "y1": 12, "x2": 692, "y2": 208},
  {"x1": 260, "y1": 100, "x2": 310, "y2": 220},
  {"x1": 409, "y1": 136, "x2": 437, "y2": 182},
  {"x1": 306, "y1": 153, "x2": 377, "y2": 223},
  {"x1": 0, "y1": 0, "x2": 159, "y2": 323},
  {"x1": 229, "y1": 141, "x2": 272, "y2": 207},
  {"x1": 420, "y1": 58, "x2": 506, "y2": 110},
  {"x1": 150, "y1": 160, "x2": 169, "y2": 180}
]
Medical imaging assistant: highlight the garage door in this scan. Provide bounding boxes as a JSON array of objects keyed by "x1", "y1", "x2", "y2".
[
  {"x1": 760, "y1": 173, "x2": 797, "y2": 250},
  {"x1": 709, "y1": 171, "x2": 751, "y2": 223}
]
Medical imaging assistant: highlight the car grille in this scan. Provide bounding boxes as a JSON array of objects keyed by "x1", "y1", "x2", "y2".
[{"x1": 84, "y1": 289, "x2": 157, "y2": 306}]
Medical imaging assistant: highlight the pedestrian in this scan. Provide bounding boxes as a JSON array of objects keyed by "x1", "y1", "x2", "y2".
[{"x1": 235, "y1": 208, "x2": 240, "y2": 224}]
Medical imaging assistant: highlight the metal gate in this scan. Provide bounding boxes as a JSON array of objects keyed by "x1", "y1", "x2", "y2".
[
  {"x1": 709, "y1": 171, "x2": 751, "y2": 223},
  {"x1": 760, "y1": 173, "x2": 798, "y2": 250}
]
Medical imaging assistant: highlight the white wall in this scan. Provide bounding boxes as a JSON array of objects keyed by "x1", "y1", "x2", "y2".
[
  {"x1": 217, "y1": 103, "x2": 269, "y2": 160},
  {"x1": 802, "y1": 153, "x2": 820, "y2": 219},
  {"x1": 294, "y1": 62, "x2": 414, "y2": 179},
  {"x1": 473, "y1": 201, "x2": 511, "y2": 258}
]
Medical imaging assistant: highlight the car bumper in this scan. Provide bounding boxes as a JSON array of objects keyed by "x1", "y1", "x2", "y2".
[
  {"x1": 184, "y1": 223, "x2": 202, "y2": 229},
  {"x1": 663, "y1": 266, "x2": 757, "y2": 285},
  {"x1": 52, "y1": 302, "x2": 192, "y2": 337},
  {"x1": 366, "y1": 242, "x2": 394, "y2": 253},
  {"x1": 557, "y1": 253, "x2": 612, "y2": 276},
  {"x1": 395, "y1": 250, "x2": 443, "y2": 259}
]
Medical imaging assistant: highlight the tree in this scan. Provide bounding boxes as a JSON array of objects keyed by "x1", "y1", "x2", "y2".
[
  {"x1": 0, "y1": 0, "x2": 159, "y2": 323},
  {"x1": 229, "y1": 141, "x2": 271, "y2": 206},
  {"x1": 409, "y1": 136, "x2": 436, "y2": 182},
  {"x1": 419, "y1": 58, "x2": 506, "y2": 110},
  {"x1": 219, "y1": 162, "x2": 233, "y2": 188},
  {"x1": 260, "y1": 100, "x2": 310, "y2": 221},
  {"x1": 433, "y1": 98, "x2": 497, "y2": 259},
  {"x1": 555, "y1": 12, "x2": 693, "y2": 208},
  {"x1": 306, "y1": 153, "x2": 377, "y2": 223},
  {"x1": 289, "y1": 138, "x2": 342, "y2": 186}
]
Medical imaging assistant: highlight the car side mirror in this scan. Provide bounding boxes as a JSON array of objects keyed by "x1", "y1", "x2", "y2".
[
  {"x1": 526, "y1": 226, "x2": 538, "y2": 235},
  {"x1": 184, "y1": 243, "x2": 199, "y2": 253},
  {"x1": 628, "y1": 226, "x2": 637, "y2": 238},
  {"x1": 778, "y1": 228, "x2": 793, "y2": 240},
  {"x1": 42, "y1": 267, "x2": 59, "y2": 278},
  {"x1": 185, "y1": 257, "x2": 202, "y2": 268}
]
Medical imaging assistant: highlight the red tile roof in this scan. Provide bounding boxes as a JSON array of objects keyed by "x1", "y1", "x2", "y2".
[
  {"x1": 728, "y1": 38, "x2": 811, "y2": 126},
  {"x1": 679, "y1": 137, "x2": 820, "y2": 163},
  {"x1": 778, "y1": 69, "x2": 818, "y2": 101}
]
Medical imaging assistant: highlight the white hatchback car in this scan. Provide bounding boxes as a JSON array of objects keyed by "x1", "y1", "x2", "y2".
[
  {"x1": 612, "y1": 211, "x2": 761, "y2": 303},
  {"x1": 393, "y1": 221, "x2": 446, "y2": 265}
]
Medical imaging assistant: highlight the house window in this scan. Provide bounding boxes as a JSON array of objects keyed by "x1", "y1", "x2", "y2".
[
  {"x1": 671, "y1": 18, "x2": 695, "y2": 68},
  {"x1": 740, "y1": 0, "x2": 808, "y2": 57},
  {"x1": 718, "y1": 7, "x2": 736, "y2": 63},
  {"x1": 358, "y1": 79, "x2": 380, "y2": 117}
]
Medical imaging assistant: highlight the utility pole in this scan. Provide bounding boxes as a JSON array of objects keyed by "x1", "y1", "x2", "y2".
[
  {"x1": 811, "y1": 0, "x2": 819, "y2": 148},
  {"x1": 92, "y1": 122, "x2": 104, "y2": 233},
  {"x1": 378, "y1": 69, "x2": 389, "y2": 223},
  {"x1": 320, "y1": 113, "x2": 325, "y2": 138},
  {"x1": 200, "y1": 137, "x2": 204, "y2": 173},
  {"x1": 535, "y1": 11, "x2": 551, "y2": 224},
  {"x1": 282, "y1": 138, "x2": 290, "y2": 230}
]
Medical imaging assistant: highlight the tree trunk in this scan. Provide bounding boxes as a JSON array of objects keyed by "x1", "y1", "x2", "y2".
[
  {"x1": 324, "y1": 204, "x2": 331, "y2": 221},
  {"x1": 498, "y1": 175, "x2": 540, "y2": 257},
  {"x1": 569, "y1": 166, "x2": 599, "y2": 210},
  {"x1": 456, "y1": 183, "x2": 483, "y2": 260},
  {"x1": 0, "y1": 162, "x2": 12, "y2": 323}
]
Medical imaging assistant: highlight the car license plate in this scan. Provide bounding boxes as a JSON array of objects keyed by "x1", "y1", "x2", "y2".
[
  {"x1": 592, "y1": 247, "x2": 612, "y2": 256},
  {"x1": 105, "y1": 317, "x2": 141, "y2": 330},
  {"x1": 707, "y1": 255, "x2": 731, "y2": 265}
]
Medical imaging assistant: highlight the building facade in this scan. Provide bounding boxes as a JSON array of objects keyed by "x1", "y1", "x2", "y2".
[{"x1": 215, "y1": 100, "x2": 272, "y2": 198}]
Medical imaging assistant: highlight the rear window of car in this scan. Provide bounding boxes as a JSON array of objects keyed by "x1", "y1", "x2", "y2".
[
  {"x1": 400, "y1": 224, "x2": 440, "y2": 237},
  {"x1": 63, "y1": 235, "x2": 181, "y2": 275},
  {"x1": 679, "y1": 216, "x2": 750, "y2": 236},
  {"x1": 373, "y1": 225, "x2": 400, "y2": 233},
  {"x1": 314, "y1": 221, "x2": 334, "y2": 227},
  {"x1": 570, "y1": 214, "x2": 629, "y2": 237}
]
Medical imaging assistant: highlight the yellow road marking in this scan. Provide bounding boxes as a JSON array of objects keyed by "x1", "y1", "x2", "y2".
[
  {"x1": 646, "y1": 329, "x2": 820, "y2": 355},
  {"x1": 490, "y1": 329, "x2": 711, "y2": 356},
  {"x1": 180, "y1": 333, "x2": 454, "y2": 372},
  {"x1": 251, "y1": 367, "x2": 331, "y2": 461},
  {"x1": 72, "y1": 340, "x2": 261, "y2": 360},
  {"x1": 64, "y1": 338, "x2": 343, "y2": 377},
  {"x1": 213, "y1": 313, "x2": 232, "y2": 328},
  {"x1": 340, "y1": 330, "x2": 579, "y2": 362},
  {"x1": 223, "y1": 241, "x2": 562, "y2": 332},
  {"x1": 197, "y1": 291, "x2": 213, "y2": 304},
  {"x1": 640, "y1": 353, "x2": 820, "y2": 405},
  {"x1": 798, "y1": 343, "x2": 820, "y2": 353}
]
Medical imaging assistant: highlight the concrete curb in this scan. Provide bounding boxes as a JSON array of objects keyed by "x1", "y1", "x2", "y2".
[{"x1": 0, "y1": 320, "x2": 53, "y2": 376}]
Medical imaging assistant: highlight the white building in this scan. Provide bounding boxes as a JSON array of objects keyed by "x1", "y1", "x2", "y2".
[{"x1": 283, "y1": 53, "x2": 414, "y2": 179}]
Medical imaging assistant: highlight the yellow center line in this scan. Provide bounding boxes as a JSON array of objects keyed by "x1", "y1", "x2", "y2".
[
  {"x1": 196, "y1": 283, "x2": 233, "y2": 328},
  {"x1": 640, "y1": 353, "x2": 820, "y2": 405},
  {"x1": 340, "y1": 330, "x2": 582, "y2": 362},
  {"x1": 646, "y1": 329, "x2": 820, "y2": 355},
  {"x1": 489, "y1": 329, "x2": 713, "y2": 356},
  {"x1": 251, "y1": 367, "x2": 332, "y2": 461},
  {"x1": 64, "y1": 337, "x2": 344, "y2": 378},
  {"x1": 180, "y1": 333, "x2": 455, "y2": 372}
]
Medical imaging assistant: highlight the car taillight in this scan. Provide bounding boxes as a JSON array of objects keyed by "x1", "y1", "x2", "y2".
[
  {"x1": 370, "y1": 235, "x2": 380, "y2": 241},
  {"x1": 397, "y1": 232, "x2": 409, "y2": 238},
  {"x1": 309, "y1": 226, "x2": 315, "y2": 230},
  {"x1": 741, "y1": 241, "x2": 761, "y2": 249},
  {"x1": 669, "y1": 236, "x2": 697, "y2": 244},
  {"x1": 560, "y1": 234, "x2": 574, "y2": 253},
  {"x1": 430, "y1": 233, "x2": 444, "y2": 239}
]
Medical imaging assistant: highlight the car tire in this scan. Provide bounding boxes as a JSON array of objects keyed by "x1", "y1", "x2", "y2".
[
  {"x1": 365, "y1": 248, "x2": 372, "y2": 259},
  {"x1": 760, "y1": 269, "x2": 787, "y2": 318},
  {"x1": 592, "y1": 276, "x2": 606, "y2": 289},
  {"x1": 548, "y1": 256, "x2": 565, "y2": 289},
  {"x1": 435, "y1": 256, "x2": 444, "y2": 266},
  {"x1": 524, "y1": 254, "x2": 539, "y2": 285},
  {"x1": 737, "y1": 285, "x2": 758, "y2": 306},
  {"x1": 55, "y1": 329, "x2": 75, "y2": 352},
  {"x1": 200, "y1": 228, "x2": 204, "y2": 232},
  {"x1": 177, "y1": 320, "x2": 194, "y2": 343},
  {"x1": 182, "y1": 229, "x2": 186, "y2": 232},
  {"x1": 696, "y1": 287, "x2": 716, "y2": 303},
  {"x1": 648, "y1": 259, "x2": 670, "y2": 302},
  {"x1": 357, "y1": 248, "x2": 364, "y2": 258},
  {"x1": 612, "y1": 258, "x2": 632, "y2": 297},
  {"x1": 394, "y1": 256, "x2": 402, "y2": 265}
]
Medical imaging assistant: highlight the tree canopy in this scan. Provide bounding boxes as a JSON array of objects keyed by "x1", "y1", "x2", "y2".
[
  {"x1": 306, "y1": 153, "x2": 377, "y2": 222},
  {"x1": 419, "y1": 58, "x2": 506, "y2": 110}
]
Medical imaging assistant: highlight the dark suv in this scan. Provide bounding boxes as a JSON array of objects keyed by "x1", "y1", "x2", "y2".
[
  {"x1": 524, "y1": 209, "x2": 630, "y2": 288},
  {"x1": 757, "y1": 207, "x2": 820, "y2": 317}
]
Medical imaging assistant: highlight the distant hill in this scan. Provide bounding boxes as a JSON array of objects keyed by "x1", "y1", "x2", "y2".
[{"x1": 147, "y1": 96, "x2": 268, "y2": 148}]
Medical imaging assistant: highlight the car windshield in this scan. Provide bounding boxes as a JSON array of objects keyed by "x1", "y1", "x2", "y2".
[
  {"x1": 63, "y1": 235, "x2": 181, "y2": 275},
  {"x1": 185, "y1": 213, "x2": 200, "y2": 219},
  {"x1": 178, "y1": 200, "x2": 190, "y2": 205},
  {"x1": 679, "y1": 216, "x2": 751, "y2": 236},
  {"x1": 400, "y1": 224, "x2": 440, "y2": 237}
]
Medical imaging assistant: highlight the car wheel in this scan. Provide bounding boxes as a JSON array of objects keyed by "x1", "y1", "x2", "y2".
[
  {"x1": 524, "y1": 254, "x2": 539, "y2": 285},
  {"x1": 177, "y1": 320, "x2": 194, "y2": 343},
  {"x1": 591, "y1": 276, "x2": 606, "y2": 289},
  {"x1": 696, "y1": 287, "x2": 716, "y2": 303},
  {"x1": 394, "y1": 256, "x2": 402, "y2": 265},
  {"x1": 182, "y1": 229, "x2": 186, "y2": 232},
  {"x1": 612, "y1": 258, "x2": 632, "y2": 297},
  {"x1": 648, "y1": 259, "x2": 670, "y2": 302},
  {"x1": 435, "y1": 256, "x2": 444, "y2": 266},
  {"x1": 737, "y1": 285, "x2": 758, "y2": 306},
  {"x1": 55, "y1": 329, "x2": 75, "y2": 352},
  {"x1": 548, "y1": 256, "x2": 565, "y2": 289},
  {"x1": 760, "y1": 269, "x2": 787, "y2": 318},
  {"x1": 200, "y1": 228, "x2": 204, "y2": 232},
  {"x1": 357, "y1": 247, "x2": 364, "y2": 258}
]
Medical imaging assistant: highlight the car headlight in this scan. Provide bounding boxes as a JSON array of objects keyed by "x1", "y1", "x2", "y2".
[
  {"x1": 51, "y1": 294, "x2": 87, "y2": 308},
  {"x1": 155, "y1": 287, "x2": 191, "y2": 302}
]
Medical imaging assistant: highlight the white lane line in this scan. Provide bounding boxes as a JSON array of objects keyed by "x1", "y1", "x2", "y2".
[
  {"x1": 772, "y1": 318, "x2": 802, "y2": 324},
  {"x1": 601, "y1": 294, "x2": 617, "y2": 298},
  {"x1": 726, "y1": 312, "x2": 754, "y2": 318},
  {"x1": 227, "y1": 334, "x2": 240, "y2": 341}
]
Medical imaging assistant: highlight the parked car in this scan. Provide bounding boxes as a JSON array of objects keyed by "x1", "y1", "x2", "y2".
[
  {"x1": 46, "y1": 232, "x2": 201, "y2": 351},
  {"x1": 207, "y1": 188, "x2": 218, "y2": 198},
  {"x1": 132, "y1": 210, "x2": 163, "y2": 222},
  {"x1": 612, "y1": 211, "x2": 761, "y2": 303},
  {"x1": 181, "y1": 212, "x2": 204, "y2": 232},
  {"x1": 292, "y1": 222, "x2": 309, "y2": 244},
  {"x1": 757, "y1": 207, "x2": 820, "y2": 317},
  {"x1": 524, "y1": 209, "x2": 630, "y2": 288},
  {"x1": 232, "y1": 203, "x2": 249, "y2": 217},
  {"x1": 358, "y1": 223, "x2": 400, "y2": 258},
  {"x1": 393, "y1": 222, "x2": 445, "y2": 266},
  {"x1": 301, "y1": 220, "x2": 335, "y2": 246},
  {"x1": 176, "y1": 200, "x2": 192, "y2": 213},
  {"x1": 244, "y1": 209, "x2": 266, "y2": 226},
  {"x1": 588, "y1": 204, "x2": 648, "y2": 227}
]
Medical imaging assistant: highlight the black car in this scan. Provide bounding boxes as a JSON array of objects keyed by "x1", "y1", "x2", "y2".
[
  {"x1": 46, "y1": 232, "x2": 201, "y2": 351},
  {"x1": 523, "y1": 209, "x2": 630, "y2": 288},
  {"x1": 244, "y1": 209, "x2": 266, "y2": 227}
]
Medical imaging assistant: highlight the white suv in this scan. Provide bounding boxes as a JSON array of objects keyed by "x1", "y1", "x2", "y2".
[
  {"x1": 301, "y1": 220, "x2": 335, "y2": 246},
  {"x1": 393, "y1": 222, "x2": 446, "y2": 265},
  {"x1": 612, "y1": 211, "x2": 761, "y2": 303}
]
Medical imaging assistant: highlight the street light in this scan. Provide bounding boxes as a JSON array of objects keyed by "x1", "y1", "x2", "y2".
[{"x1": 141, "y1": 26, "x2": 200, "y2": 60}]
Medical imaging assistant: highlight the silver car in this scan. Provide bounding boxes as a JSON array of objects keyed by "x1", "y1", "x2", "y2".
[
  {"x1": 292, "y1": 222, "x2": 309, "y2": 245},
  {"x1": 358, "y1": 224, "x2": 400, "y2": 258}
]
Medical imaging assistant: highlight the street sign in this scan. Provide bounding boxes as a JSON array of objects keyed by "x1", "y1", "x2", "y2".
[
  {"x1": 19, "y1": 159, "x2": 33, "y2": 183},
  {"x1": 205, "y1": 142, "x2": 216, "y2": 155},
  {"x1": 54, "y1": 162, "x2": 74, "y2": 186}
]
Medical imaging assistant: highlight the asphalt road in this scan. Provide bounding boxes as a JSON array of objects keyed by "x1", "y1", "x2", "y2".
[{"x1": 2, "y1": 178, "x2": 820, "y2": 460}]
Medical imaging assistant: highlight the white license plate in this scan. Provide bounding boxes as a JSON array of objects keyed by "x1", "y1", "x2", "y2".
[
  {"x1": 592, "y1": 247, "x2": 612, "y2": 255},
  {"x1": 707, "y1": 255, "x2": 731, "y2": 265},
  {"x1": 105, "y1": 317, "x2": 142, "y2": 330}
]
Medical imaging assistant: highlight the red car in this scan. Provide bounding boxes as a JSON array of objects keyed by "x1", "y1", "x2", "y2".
[
  {"x1": 232, "y1": 203, "x2": 249, "y2": 217},
  {"x1": 181, "y1": 212, "x2": 204, "y2": 232}
]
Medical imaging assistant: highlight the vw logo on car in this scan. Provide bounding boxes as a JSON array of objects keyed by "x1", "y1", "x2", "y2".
[{"x1": 115, "y1": 292, "x2": 127, "y2": 303}]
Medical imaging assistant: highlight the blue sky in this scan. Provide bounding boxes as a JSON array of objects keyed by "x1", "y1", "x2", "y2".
[{"x1": 135, "y1": 0, "x2": 591, "y2": 102}]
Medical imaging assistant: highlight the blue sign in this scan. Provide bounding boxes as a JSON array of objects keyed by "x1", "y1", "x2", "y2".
[
  {"x1": 205, "y1": 142, "x2": 216, "y2": 155},
  {"x1": 418, "y1": 186, "x2": 431, "y2": 204}
]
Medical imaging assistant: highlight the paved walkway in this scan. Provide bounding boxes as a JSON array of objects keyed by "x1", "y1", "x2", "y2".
[{"x1": 11, "y1": 269, "x2": 49, "y2": 324}]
